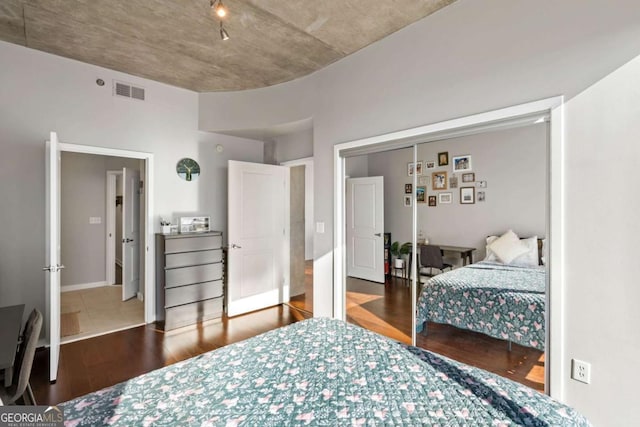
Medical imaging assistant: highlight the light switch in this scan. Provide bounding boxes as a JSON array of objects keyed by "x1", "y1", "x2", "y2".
[
  {"x1": 89, "y1": 217, "x2": 102, "y2": 224},
  {"x1": 316, "y1": 222, "x2": 325, "y2": 234}
]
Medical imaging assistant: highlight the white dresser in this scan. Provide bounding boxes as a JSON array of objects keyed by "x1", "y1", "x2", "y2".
[{"x1": 155, "y1": 231, "x2": 224, "y2": 330}]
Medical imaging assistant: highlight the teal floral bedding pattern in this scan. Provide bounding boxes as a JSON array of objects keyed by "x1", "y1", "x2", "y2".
[
  {"x1": 417, "y1": 261, "x2": 546, "y2": 351},
  {"x1": 60, "y1": 318, "x2": 588, "y2": 426}
]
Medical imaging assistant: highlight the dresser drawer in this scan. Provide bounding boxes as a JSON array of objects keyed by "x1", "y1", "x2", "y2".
[
  {"x1": 165, "y1": 280, "x2": 223, "y2": 308},
  {"x1": 165, "y1": 235, "x2": 222, "y2": 254},
  {"x1": 165, "y1": 263, "x2": 223, "y2": 288},
  {"x1": 165, "y1": 297, "x2": 223, "y2": 330},
  {"x1": 165, "y1": 249, "x2": 222, "y2": 269}
]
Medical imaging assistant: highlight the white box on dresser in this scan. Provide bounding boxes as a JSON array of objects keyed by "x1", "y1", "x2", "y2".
[{"x1": 155, "y1": 231, "x2": 224, "y2": 330}]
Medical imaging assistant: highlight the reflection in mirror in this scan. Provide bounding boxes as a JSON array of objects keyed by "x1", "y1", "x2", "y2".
[
  {"x1": 344, "y1": 148, "x2": 415, "y2": 344},
  {"x1": 411, "y1": 123, "x2": 549, "y2": 392}
]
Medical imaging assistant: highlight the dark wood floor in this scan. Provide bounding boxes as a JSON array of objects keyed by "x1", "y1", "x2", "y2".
[
  {"x1": 31, "y1": 305, "x2": 310, "y2": 405},
  {"x1": 32, "y1": 268, "x2": 543, "y2": 405},
  {"x1": 345, "y1": 276, "x2": 545, "y2": 392},
  {"x1": 288, "y1": 260, "x2": 313, "y2": 313}
]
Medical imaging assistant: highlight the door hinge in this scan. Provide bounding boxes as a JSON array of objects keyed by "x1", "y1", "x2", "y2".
[{"x1": 139, "y1": 180, "x2": 144, "y2": 194}]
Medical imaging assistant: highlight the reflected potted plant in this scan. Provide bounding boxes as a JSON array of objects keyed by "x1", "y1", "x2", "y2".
[{"x1": 390, "y1": 241, "x2": 412, "y2": 268}]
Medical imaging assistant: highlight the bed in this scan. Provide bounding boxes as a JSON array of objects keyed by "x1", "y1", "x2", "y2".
[
  {"x1": 416, "y1": 261, "x2": 546, "y2": 351},
  {"x1": 60, "y1": 318, "x2": 587, "y2": 426}
]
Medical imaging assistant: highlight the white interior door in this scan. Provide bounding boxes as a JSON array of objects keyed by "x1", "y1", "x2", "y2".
[
  {"x1": 346, "y1": 176, "x2": 385, "y2": 283},
  {"x1": 122, "y1": 167, "x2": 140, "y2": 301},
  {"x1": 45, "y1": 132, "x2": 62, "y2": 383},
  {"x1": 227, "y1": 161, "x2": 289, "y2": 317}
]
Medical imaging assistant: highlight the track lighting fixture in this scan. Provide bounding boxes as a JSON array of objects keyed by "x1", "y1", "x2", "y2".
[
  {"x1": 210, "y1": 0, "x2": 230, "y2": 40},
  {"x1": 220, "y1": 22, "x2": 230, "y2": 41},
  {"x1": 211, "y1": 0, "x2": 228, "y2": 18}
]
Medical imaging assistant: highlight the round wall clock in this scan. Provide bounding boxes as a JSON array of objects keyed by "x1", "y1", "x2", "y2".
[{"x1": 176, "y1": 158, "x2": 200, "y2": 181}]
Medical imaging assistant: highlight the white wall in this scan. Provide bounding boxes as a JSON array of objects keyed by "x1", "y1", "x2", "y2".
[
  {"x1": 198, "y1": 1, "x2": 640, "y2": 423},
  {"x1": 271, "y1": 127, "x2": 313, "y2": 163},
  {"x1": 368, "y1": 124, "x2": 547, "y2": 261},
  {"x1": 0, "y1": 41, "x2": 263, "y2": 329},
  {"x1": 562, "y1": 55, "x2": 640, "y2": 424},
  {"x1": 60, "y1": 152, "x2": 139, "y2": 287},
  {"x1": 345, "y1": 156, "x2": 369, "y2": 179}
]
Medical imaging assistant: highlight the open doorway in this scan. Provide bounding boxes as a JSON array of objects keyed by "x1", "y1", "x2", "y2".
[
  {"x1": 281, "y1": 157, "x2": 313, "y2": 315},
  {"x1": 59, "y1": 152, "x2": 145, "y2": 343}
]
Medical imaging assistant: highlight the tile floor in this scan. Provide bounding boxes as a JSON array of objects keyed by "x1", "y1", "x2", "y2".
[{"x1": 60, "y1": 285, "x2": 144, "y2": 343}]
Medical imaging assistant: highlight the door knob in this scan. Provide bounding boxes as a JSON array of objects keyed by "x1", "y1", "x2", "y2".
[
  {"x1": 374, "y1": 233, "x2": 382, "y2": 237},
  {"x1": 123, "y1": 238, "x2": 134, "y2": 243},
  {"x1": 230, "y1": 243, "x2": 242, "y2": 249},
  {"x1": 43, "y1": 264, "x2": 65, "y2": 272}
]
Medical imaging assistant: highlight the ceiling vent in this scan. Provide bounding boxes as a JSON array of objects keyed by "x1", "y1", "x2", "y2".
[{"x1": 113, "y1": 80, "x2": 145, "y2": 101}]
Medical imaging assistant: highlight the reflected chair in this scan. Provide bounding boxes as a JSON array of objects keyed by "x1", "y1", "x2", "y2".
[
  {"x1": 419, "y1": 245, "x2": 453, "y2": 278},
  {"x1": 0, "y1": 309, "x2": 42, "y2": 405}
]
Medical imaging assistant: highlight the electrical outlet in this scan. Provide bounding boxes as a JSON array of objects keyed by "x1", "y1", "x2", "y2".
[{"x1": 571, "y1": 359, "x2": 591, "y2": 384}]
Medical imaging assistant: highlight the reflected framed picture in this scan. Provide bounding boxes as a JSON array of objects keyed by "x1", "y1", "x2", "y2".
[
  {"x1": 407, "y1": 162, "x2": 414, "y2": 176},
  {"x1": 439, "y1": 192, "x2": 452, "y2": 204},
  {"x1": 438, "y1": 152, "x2": 449, "y2": 166},
  {"x1": 432, "y1": 171, "x2": 448, "y2": 190},
  {"x1": 416, "y1": 186, "x2": 426, "y2": 203},
  {"x1": 462, "y1": 172, "x2": 475, "y2": 183},
  {"x1": 452, "y1": 155, "x2": 472, "y2": 173},
  {"x1": 449, "y1": 176, "x2": 458, "y2": 189},
  {"x1": 460, "y1": 187, "x2": 475, "y2": 204},
  {"x1": 428, "y1": 196, "x2": 437, "y2": 207},
  {"x1": 403, "y1": 195, "x2": 413, "y2": 207},
  {"x1": 415, "y1": 161, "x2": 423, "y2": 176},
  {"x1": 405, "y1": 183, "x2": 412, "y2": 194}
]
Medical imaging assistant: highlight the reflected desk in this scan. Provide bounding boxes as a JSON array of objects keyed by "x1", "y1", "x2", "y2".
[
  {"x1": 409, "y1": 245, "x2": 476, "y2": 278},
  {"x1": 0, "y1": 304, "x2": 24, "y2": 387},
  {"x1": 434, "y1": 245, "x2": 476, "y2": 266}
]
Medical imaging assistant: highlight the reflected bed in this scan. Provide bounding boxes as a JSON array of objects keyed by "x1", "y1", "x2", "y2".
[{"x1": 417, "y1": 261, "x2": 546, "y2": 351}]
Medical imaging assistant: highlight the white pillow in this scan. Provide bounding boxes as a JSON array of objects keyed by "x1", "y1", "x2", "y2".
[
  {"x1": 509, "y1": 236, "x2": 539, "y2": 268},
  {"x1": 488, "y1": 230, "x2": 528, "y2": 264},
  {"x1": 484, "y1": 235, "x2": 499, "y2": 262},
  {"x1": 541, "y1": 238, "x2": 547, "y2": 266}
]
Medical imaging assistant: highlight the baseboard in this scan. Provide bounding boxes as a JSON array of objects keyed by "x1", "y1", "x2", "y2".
[
  {"x1": 137, "y1": 291, "x2": 144, "y2": 301},
  {"x1": 61, "y1": 281, "x2": 108, "y2": 292}
]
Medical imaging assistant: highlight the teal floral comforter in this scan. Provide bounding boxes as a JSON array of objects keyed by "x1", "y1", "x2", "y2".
[
  {"x1": 417, "y1": 261, "x2": 546, "y2": 351},
  {"x1": 61, "y1": 318, "x2": 588, "y2": 426}
]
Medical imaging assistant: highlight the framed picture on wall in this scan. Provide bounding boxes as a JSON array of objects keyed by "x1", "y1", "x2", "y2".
[
  {"x1": 478, "y1": 191, "x2": 486, "y2": 202},
  {"x1": 452, "y1": 155, "x2": 472, "y2": 173},
  {"x1": 439, "y1": 192, "x2": 452, "y2": 204},
  {"x1": 415, "y1": 161, "x2": 423, "y2": 176},
  {"x1": 416, "y1": 186, "x2": 426, "y2": 203},
  {"x1": 428, "y1": 196, "x2": 437, "y2": 207},
  {"x1": 449, "y1": 176, "x2": 458, "y2": 188},
  {"x1": 460, "y1": 187, "x2": 475, "y2": 204},
  {"x1": 438, "y1": 152, "x2": 449, "y2": 166},
  {"x1": 403, "y1": 195, "x2": 413, "y2": 207},
  {"x1": 407, "y1": 162, "x2": 414, "y2": 176},
  {"x1": 462, "y1": 172, "x2": 475, "y2": 182},
  {"x1": 405, "y1": 183, "x2": 412, "y2": 194},
  {"x1": 426, "y1": 161, "x2": 436, "y2": 169},
  {"x1": 432, "y1": 171, "x2": 448, "y2": 190}
]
